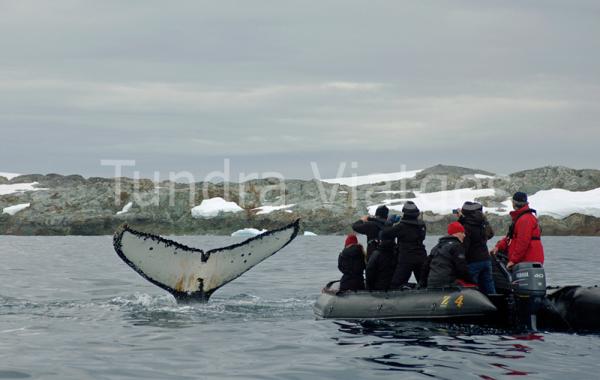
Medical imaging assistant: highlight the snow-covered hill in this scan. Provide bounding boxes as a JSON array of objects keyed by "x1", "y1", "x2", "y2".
[{"x1": 1, "y1": 165, "x2": 599, "y2": 235}]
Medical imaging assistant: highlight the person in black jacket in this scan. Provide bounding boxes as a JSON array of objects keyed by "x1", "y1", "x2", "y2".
[
  {"x1": 352, "y1": 205, "x2": 389, "y2": 260},
  {"x1": 365, "y1": 239, "x2": 397, "y2": 291},
  {"x1": 338, "y1": 234, "x2": 366, "y2": 292},
  {"x1": 381, "y1": 201, "x2": 427, "y2": 288},
  {"x1": 458, "y1": 201, "x2": 496, "y2": 294},
  {"x1": 421, "y1": 222, "x2": 472, "y2": 288}
]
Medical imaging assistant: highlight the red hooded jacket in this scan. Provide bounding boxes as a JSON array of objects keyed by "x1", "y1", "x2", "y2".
[{"x1": 495, "y1": 205, "x2": 544, "y2": 265}]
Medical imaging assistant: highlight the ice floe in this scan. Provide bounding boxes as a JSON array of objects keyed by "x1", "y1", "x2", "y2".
[
  {"x1": 253, "y1": 204, "x2": 295, "y2": 215},
  {"x1": 116, "y1": 202, "x2": 133, "y2": 215},
  {"x1": 2, "y1": 203, "x2": 31, "y2": 215},
  {"x1": 231, "y1": 228, "x2": 267, "y2": 237},
  {"x1": 191, "y1": 197, "x2": 244, "y2": 218}
]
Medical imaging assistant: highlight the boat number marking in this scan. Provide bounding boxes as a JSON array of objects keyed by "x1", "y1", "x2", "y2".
[
  {"x1": 441, "y1": 296, "x2": 451, "y2": 307},
  {"x1": 440, "y1": 295, "x2": 465, "y2": 308},
  {"x1": 454, "y1": 295, "x2": 464, "y2": 308}
]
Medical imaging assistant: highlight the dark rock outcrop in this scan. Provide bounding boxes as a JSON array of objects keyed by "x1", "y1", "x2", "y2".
[
  {"x1": 1, "y1": 165, "x2": 599, "y2": 235},
  {"x1": 416, "y1": 164, "x2": 495, "y2": 179},
  {"x1": 507, "y1": 166, "x2": 600, "y2": 193}
]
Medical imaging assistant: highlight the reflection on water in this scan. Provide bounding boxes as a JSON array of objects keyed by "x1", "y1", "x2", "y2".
[{"x1": 334, "y1": 320, "x2": 544, "y2": 378}]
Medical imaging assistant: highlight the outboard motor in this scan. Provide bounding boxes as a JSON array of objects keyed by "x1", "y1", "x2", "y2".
[{"x1": 512, "y1": 262, "x2": 546, "y2": 330}]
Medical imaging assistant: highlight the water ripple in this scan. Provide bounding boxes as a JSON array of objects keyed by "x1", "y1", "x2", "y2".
[{"x1": 1, "y1": 235, "x2": 599, "y2": 379}]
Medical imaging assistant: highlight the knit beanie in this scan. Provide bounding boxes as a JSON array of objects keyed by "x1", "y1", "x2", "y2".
[
  {"x1": 344, "y1": 234, "x2": 358, "y2": 247},
  {"x1": 375, "y1": 205, "x2": 389, "y2": 219},
  {"x1": 402, "y1": 201, "x2": 420, "y2": 218},
  {"x1": 447, "y1": 221, "x2": 465, "y2": 235},
  {"x1": 513, "y1": 192, "x2": 528, "y2": 203},
  {"x1": 461, "y1": 201, "x2": 483, "y2": 215}
]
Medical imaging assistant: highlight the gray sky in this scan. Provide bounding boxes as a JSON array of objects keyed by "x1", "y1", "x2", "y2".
[{"x1": 1, "y1": 0, "x2": 599, "y2": 179}]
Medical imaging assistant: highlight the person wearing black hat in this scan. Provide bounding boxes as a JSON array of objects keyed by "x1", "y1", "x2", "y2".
[
  {"x1": 491, "y1": 192, "x2": 544, "y2": 269},
  {"x1": 381, "y1": 201, "x2": 427, "y2": 288},
  {"x1": 352, "y1": 205, "x2": 389, "y2": 261},
  {"x1": 458, "y1": 201, "x2": 496, "y2": 294}
]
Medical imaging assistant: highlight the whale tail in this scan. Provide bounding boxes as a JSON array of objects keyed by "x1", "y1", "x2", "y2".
[{"x1": 113, "y1": 220, "x2": 300, "y2": 301}]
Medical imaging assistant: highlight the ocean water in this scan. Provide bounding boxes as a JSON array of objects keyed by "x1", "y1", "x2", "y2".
[{"x1": 1, "y1": 234, "x2": 599, "y2": 380}]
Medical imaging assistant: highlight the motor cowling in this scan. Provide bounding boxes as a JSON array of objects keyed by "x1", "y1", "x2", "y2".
[
  {"x1": 512, "y1": 262, "x2": 546, "y2": 297},
  {"x1": 510, "y1": 262, "x2": 546, "y2": 331}
]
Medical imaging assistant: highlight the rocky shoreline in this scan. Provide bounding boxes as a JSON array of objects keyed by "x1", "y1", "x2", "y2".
[{"x1": 1, "y1": 165, "x2": 600, "y2": 236}]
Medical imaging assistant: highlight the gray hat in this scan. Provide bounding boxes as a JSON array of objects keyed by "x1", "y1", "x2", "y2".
[
  {"x1": 461, "y1": 201, "x2": 483, "y2": 214},
  {"x1": 402, "y1": 201, "x2": 420, "y2": 218}
]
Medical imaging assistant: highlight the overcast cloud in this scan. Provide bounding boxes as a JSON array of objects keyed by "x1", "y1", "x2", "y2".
[{"x1": 1, "y1": 0, "x2": 599, "y2": 179}]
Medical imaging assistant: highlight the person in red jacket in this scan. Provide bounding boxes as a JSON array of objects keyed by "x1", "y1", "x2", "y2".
[{"x1": 491, "y1": 192, "x2": 544, "y2": 269}]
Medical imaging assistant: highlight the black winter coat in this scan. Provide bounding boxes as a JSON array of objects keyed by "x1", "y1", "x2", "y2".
[
  {"x1": 421, "y1": 236, "x2": 471, "y2": 288},
  {"x1": 352, "y1": 217, "x2": 387, "y2": 258},
  {"x1": 381, "y1": 218, "x2": 427, "y2": 262},
  {"x1": 365, "y1": 240, "x2": 397, "y2": 291},
  {"x1": 459, "y1": 211, "x2": 494, "y2": 263},
  {"x1": 338, "y1": 244, "x2": 366, "y2": 291}
]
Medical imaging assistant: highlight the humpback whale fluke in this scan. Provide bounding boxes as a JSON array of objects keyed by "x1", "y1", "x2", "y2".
[{"x1": 113, "y1": 219, "x2": 300, "y2": 302}]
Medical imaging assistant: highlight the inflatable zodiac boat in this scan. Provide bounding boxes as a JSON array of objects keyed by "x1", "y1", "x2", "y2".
[
  {"x1": 315, "y1": 284, "x2": 497, "y2": 323},
  {"x1": 314, "y1": 262, "x2": 600, "y2": 333}
]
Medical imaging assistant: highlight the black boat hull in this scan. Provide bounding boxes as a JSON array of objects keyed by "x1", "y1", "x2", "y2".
[
  {"x1": 314, "y1": 284, "x2": 600, "y2": 333},
  {"x1": 314, "y1": 286, "x2": 497, "y2": 322},
  {"x1": 541, "y1": 286, "x2": 600, "y2": 332}
]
